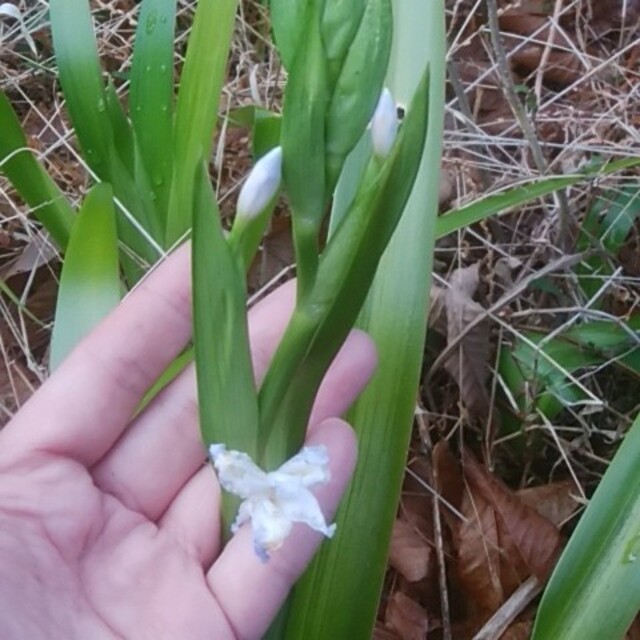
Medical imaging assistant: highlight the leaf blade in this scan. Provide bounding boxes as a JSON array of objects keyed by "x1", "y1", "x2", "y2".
[
  {"x1": 532, "y1": 411, "x2": 640, "y2": 640},
  {"x1": 50, "y1": 183, "x2": 120, "y2": 370}
]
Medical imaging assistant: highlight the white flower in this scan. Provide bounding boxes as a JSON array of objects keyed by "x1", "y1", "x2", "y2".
[
  {"x1": 371, "y1": 88, "x2": 398, "y2": 159},
  {"x1": 236, "y1": 146, "x2": 283, "y2": 220},
  {"x1": 209, "y1": 443, "x2": 336, "y2": 563}
]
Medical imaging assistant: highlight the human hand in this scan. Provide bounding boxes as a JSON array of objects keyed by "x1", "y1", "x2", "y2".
[{"x1": 0, "y1": 244, "x2": 376, "y2": 639}]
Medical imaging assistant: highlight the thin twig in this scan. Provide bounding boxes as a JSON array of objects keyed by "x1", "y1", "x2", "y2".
[
  {"x1": 472, "y1": 575, "x2": 542, "y2": 640},
  {"x1": 485, "y1": 0, "x2": 573, "y2": 247}
]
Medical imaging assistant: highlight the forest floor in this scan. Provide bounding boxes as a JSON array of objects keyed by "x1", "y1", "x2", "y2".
[{"x1": 2, "y1": 1, "x2": 640, "y2": 638}]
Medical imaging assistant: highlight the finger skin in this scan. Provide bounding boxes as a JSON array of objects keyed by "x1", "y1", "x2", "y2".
[
  {"x1": 206, "y1": 418, "x2": 357, "y2": 640},
  {"x1": 158, "y1": 331, "x2": 375, "y2": 563},
  {"x1": 91, "y1": 284, "x2": 297, "y2": 519},
  {"x1": 93, "y1": 289, "x2": 376, "y2": 521},
  {"x1": 0, "y1": 243, "x2": 193, "y2": 466}
]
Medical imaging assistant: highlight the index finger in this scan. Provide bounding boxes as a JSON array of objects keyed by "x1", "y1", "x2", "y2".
[{"x1": 1, "y1": 243, "x2": 193, "y2": 465}]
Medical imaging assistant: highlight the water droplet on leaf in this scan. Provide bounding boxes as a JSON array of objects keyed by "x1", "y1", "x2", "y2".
[
  {"x1": 146, "y1": 10, "x2": 158, "y2": 34},
  {"x1": 623, "y1": 534, "x2": 640, "y2": 564}
]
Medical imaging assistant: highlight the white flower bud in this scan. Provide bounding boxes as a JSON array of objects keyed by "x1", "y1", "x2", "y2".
[
  {"x1": 236, "y1": 146, "x2": 283, "y2": 220},
  {"x1": 371, "y1": 88, "x2": 398, "y2": 159},
  {"x1": 210, "y1": 443, "x2": 335, "y2": 563}
]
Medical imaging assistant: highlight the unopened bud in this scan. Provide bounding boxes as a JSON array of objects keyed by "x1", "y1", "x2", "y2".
[
  {"x1": 371, "y1": 88, "x2": 398, "y2": 159},
  {"x1": 236, "y1": 146, "x2": 283, "y2": 220}
]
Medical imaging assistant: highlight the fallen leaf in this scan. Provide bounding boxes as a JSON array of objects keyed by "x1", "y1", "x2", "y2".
[
  {"x1": 432, "y1": 441, "x2": 465, "y2": 533},
  {"x1": 389, "y1": 518, "x2": 432, "y2": 583},
  {"x1": 462, "y1": 451, "x2": 562, "y2": 582},
  {"x1": 500, "y1": 621, "x2": 533, "y2": 640},
  {"x1": 516, "y1": 480, "x2": 581, "y2": 527},
  {"x1": 385, "y1": 592, "x2": 429, "y2": 640},
  {"x1": 456, "y1": 484, "x2": 504, "y2": 611},
  {"x1": 373, "y1": 623, "x2": 402, "y2": 640},
  {"x1": 247, "y1": 213, "x2": 294, "y2": 292},
  {"x1": 443, "y1": 264, "x2": 491, "y2": 421}
]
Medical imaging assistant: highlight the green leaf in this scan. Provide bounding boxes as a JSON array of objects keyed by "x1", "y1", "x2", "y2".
[
  {"x1": 532, "y1": 410, "x2": 640, "y2": 639},
  {"x1": 500, "y1": 319, "x2": 640, "y2": 420},
  {"x1": 436, "y1": 157, "x2": 640, "y2": 239},
  {"x1": 49, "y1": 0, "x2": 113, "y2": 174},
  {"x1": 324, "y1": 0, "x2": 392, "y2": 189},
  {"x1": 166, "y1": 0, "x2": 238, "y2": 245},
  {"x1": 284, "y1": 1, "x2": 446, "y2": 636},
  {"x1": 130, "y1": 0, "x2": 177, "y2": 222},
  {"x1": 192, "y1": 161, "x2": 259, "y2": 531},
  {"x1": 500, "y1": 332, "x2": 604, "y2": 420},
  {"x1": 279, "y1": 0, "x2": 328, "y2": 291},
  {"x1": 260, "y1": 66, "x2": 431, "y2": 471},
  {"x1": 321, "y1": 0, "x2": 366, "y2": 85},
  {"x1": 576, "y1": 184, "x2": 640, "y2": 301},
  {"x1": 50, "y1": 183, "x2": 120, "y2": 370},
  {"x1": 0, "y1": 91, "x2": 73, "y2": 249},
  {"x1": 50, "y1": 0, "x2": 163, "y2": 264},
  {"x1": 104, "y1": 80, "x2": 136, "y2": 177},
  {"x1": 269, "y1": 0, "x2": 306, "y2": 70}
]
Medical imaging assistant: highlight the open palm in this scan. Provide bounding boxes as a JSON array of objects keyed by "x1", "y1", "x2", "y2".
[{"x1": 0, "y1": 246, "x2": 376, "y2": 639}]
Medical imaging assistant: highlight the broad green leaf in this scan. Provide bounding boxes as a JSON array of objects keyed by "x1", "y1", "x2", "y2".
[
  {"x1": 192, "y1": 161, "x2": 259, "y2": 531},
  {"x1": 224, "y1": 106, "x2": 281, "y2": 158},
  {"x1": 50, "y1": 183, "x2": 120, "y2": 370},
  {"x1": 576, "y1": 184, "x2": 640, "y2": 301},
  {"x1": 259, "y1": 67, "x2": 431, "y2": 470},
  {"x1": 500, "y1": 319, "x2": 640, "y2": 420},
  {"x1": 269, "y1": 0, "x2": 306, "y2": 70},
  {"x1": 500, "y1": 333, "x2": 605, "y2": 419},
  {"x1": 283, "y1": 2, "x2": 446, "y2": 637},
  {"x1": 166, "y1": 0, "x2": 237, "y2": 245},
  {"x1": 279, "y1": 0, "x2": 328, "y2": 291},
  {"x1": 436, "y1": 157, "x2": 640, "y2": 239},
  {"x1": 532, "y1": 410, "x2": 640, "y2": 639},
  {"x1": 324, "y1": 0, "x2": 392, "y2": 190},
  {"x1": 50, "y1": 0, "x2": 162, "y2": 267},
  {"x1": 49, "y1": 0, "x2": 113, "y2": 174},
  {"x1": 321, "y1": 0, "x2": 366, "y2": 85},
  {"x1": 104, "y1": 80, "x2": 136, "y2": 177},
  {"x1": 251, "y1": 111, "x2": 281, "y2": 160},
  {"x1": 130, "y1": 0, "x2": 177, "y2": 222},
  {"x1": 0, "y1": 91, "x2": 73, "y2": 249}
]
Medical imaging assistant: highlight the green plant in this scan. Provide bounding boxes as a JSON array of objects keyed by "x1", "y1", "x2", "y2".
[{"x1": 4, "y1": 1, "x2": 640, "y2": 637}]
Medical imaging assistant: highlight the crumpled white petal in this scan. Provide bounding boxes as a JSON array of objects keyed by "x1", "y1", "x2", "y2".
[{"x1": 210, "y1": 444, "x2": 335, "y2": 563}]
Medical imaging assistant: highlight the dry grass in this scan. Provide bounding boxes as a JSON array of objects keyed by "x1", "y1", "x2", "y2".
[{"x1": 2, "y1": 1, "x2": 640, "y2": 637}]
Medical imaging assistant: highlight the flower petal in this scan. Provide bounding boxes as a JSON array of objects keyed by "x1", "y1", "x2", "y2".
[
  {"x1": 273, "y1": 445, "x2": 332, "y2": 487},
  {"x1": 250, "y1": 498, "x2": 293, "y2": 562},
  {"x1": 209, "y1": 444, "x2": 269, "y2": 499},
  {"x1": 275, "y1": 484, "x2": 336, "y2": 539}
]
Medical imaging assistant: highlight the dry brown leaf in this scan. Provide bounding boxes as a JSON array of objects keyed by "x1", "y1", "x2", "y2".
[
  {"x1": 463, "y1": 451, "x2": 562, "y2": 582},
  {"x1": 443, "y1": 264, "x2": 491, "y2": 421},
  {"x1": 373, "y1": 624, "x2": 402, "y2": 640},
  {"x1": 389, "y1": 518, "x2": 432, "y2": 583},
  {"x1": 247, "y1": 214, "x2": 294, "y2": 291},
  {"x1": 517, "y1": 480, "x2": 581, "y2": 527},
  {"x1": 433, "y1": 441, "x2": 464, "y2": 504},
  {"x1": 456, "y1": 485, "x2": 504, "y2": 611},
  {"x1": 428, "y1": 285, "x2": 446, "y2": 332},
  {"x1": 500, "y1": 621, "x2": 533, "y2": 640},
  {"x1": 385, "y1": 592, "x2": 429, "y2": 640}
]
